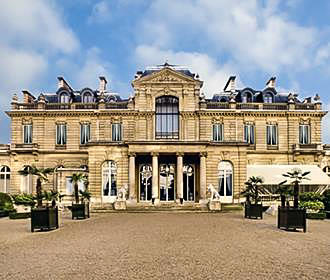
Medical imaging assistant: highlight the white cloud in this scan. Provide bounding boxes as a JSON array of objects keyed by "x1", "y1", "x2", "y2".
[
  {"x1": 138, "y1": 0, "x2": 319, "y2": 73},
  {"x1": 88, "y1": 1, "x2": 111, "y2": 24},
  {"x1": 135, "y1": 45, "x2": 242, "y2": 97}
]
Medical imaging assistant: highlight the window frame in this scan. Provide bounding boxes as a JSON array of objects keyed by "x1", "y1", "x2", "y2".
[
  {"x1": 299, "y1": 124, "x2": 310, "y2": 145},
  {"x1": 244, "y1": 123, "x2": 255, "y2": 145},
  {"x1": 111, "y1": 123, "x2": 122, "y2": 142},
  {"x1": 266, "y1": 124, "x2": 278, "y2": 146},
  {"x1": 212, "y1": 123, "x2": 224, "y2": 142},
  {"x1": 0, "y1": 166, "x2": 10, "y2": 193},
  {"x1": 23, "y1": 124, "x2": 33, "y2": 144},
  {"x1": 56, "y1": 123, "x2": 67, "y2": 145},
  {"x1": 155, "y1": 96, "x2": 179, "y2": 139},
  {"x1": 80, "y1": 123, "x2": 91, "y2": 145},
  {"x1": 264, "y1": 93, "x2": 273, "y2": 103}
]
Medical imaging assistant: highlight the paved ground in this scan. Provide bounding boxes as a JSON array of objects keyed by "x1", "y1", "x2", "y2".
[{"x1": 0, "y1": 211, "x2": 329, "y2": 280}]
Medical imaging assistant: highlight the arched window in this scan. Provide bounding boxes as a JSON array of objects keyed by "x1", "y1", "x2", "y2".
[
  {"x1": 59, "y1": 92, "x2": 70, "y2": 103},
  {"x1": 82, "y1": 92, "x2": 93, "y2": 103},
  {"x1": 102, "y1": 161, "x2": 117, "y2": 196},
  {"x1": 183, "y1": 164, "x2": 194, "y2": 201},
  {"x1": 155, "y1": 96, "x2": 179, "y2": 139},
  {"x1": 0, "y1": 166, "x2": 10, "y2": 193},
  {"x1": 242, "y1": 92, "x2": 252, "y2": 103},
  {"x1": 139, "y1": 164, "x2": 152, "y2": 201},
  {"x1": 264, "y1": 93, "x2": 273, "y2": 103},
  {"x1": 21, "y1": 165, "x2": 33, "y2": 193},
  {"x1": 218, "y1": 161, "x2": 233, "y2": 202}
]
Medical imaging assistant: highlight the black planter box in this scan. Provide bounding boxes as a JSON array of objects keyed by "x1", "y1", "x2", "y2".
[
  {"x1": 72, "y1": 203, "x2": 90, "y2": 219},
  {"x1": 277, "y1": 206, "x2": 306, "y2": 232},
  {"x1": 31, "y1": 207, "x2": 59, "y2": 232},
  {"x1": 244, "y1": 203, "x2": 263, "y2": 219}
]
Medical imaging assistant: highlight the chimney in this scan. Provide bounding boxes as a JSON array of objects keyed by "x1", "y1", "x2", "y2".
[
  {"x1": 22, "y1": 90, "x2": 36, "y2": 104},
  {"x1": 57, "y1": 77, "x2": 73, "y2": 91},
  {"x1": 266, "y1": 77, "x2": 276, "y2": 88},
  {"x1": 224, "y1": 76, "x2": 236, "y2": 92},
  {"x1": 99, "y1": 76, "x2": 107, "y2": 92}
]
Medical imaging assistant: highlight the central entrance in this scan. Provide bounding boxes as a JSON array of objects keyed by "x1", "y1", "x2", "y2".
[{"x1": 159, "y1": 164, "x2": 175, "y2": 201}]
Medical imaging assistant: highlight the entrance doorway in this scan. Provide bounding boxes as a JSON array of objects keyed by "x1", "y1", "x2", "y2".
[
  {"x1": 159, "y1": 164, "x2": 175, "y2": 201},
  {"x1": 183, "y1": 164, "x2": 195, "y2": 201},
  {"x1": 139, "y1": 164, "x2": 152, "y2": 201}
]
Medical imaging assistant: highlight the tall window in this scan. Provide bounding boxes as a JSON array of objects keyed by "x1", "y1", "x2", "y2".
[
  {"x1": 56, "y1": 124, "x2": 67, "y2": 145},
  {"x1": 112, "y1": 123, "x2": 122, "y2": 141},
  {"x1": 244, "y1": 124, "x2": 255, "y2": 144},
  {"x1": 23, "y1": 124, "x2": 32, "y2": 144},
  {"x1": 59, "y1": 93, "x2": 70, "y2": 103},
  {"x1": 267, "y1": 124, "x2": 277, "y2": 145},
  {"x1": 218, "y1": 161, "x2": 233, "y2": 201},
  {"x1": 21, "y1": 166, "x2": 33, "y2": 193},
  {"x1": 139, "y1": 164, "x2": 152, "y2": 201},
  {"x1": 264, "y1": 93, "x2": 273, "y2": 103},
  {"x1": 213, "y1": 123, "x2": 223, "y2": 142},
  {"x1": 155, "y1": 96, "x2": 179, "y2": 139},
  {"x1": 299, "y1": 124, "x2": 310, "y2": 144},
  {"x1": 82, "y1": 92, "x2": 93, "y2": 103},
  {"x1": 183, "y1": 165, "x2": 194, "y2": 201},
  {"x1": 102, "y1": 161, "x2": 117, "y2": 196},
  {"x1": 80, "y1": 123, "x2": 90, "y2": 145},
  {"x1": 0, "y1": 166, "x2": 10, "y2": 193}
]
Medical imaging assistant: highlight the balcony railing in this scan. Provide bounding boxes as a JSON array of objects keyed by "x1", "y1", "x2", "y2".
[
  {"x1": 105, "y1": 102, "x2": 128, "y2": 109},
  {"x1": 295, "y1": 103, "x2": 316, "y2": 110},
  {"x1": 236, "y1": 103, "x2": 259, "y2": 110},
  {"x1": 14, "y1": 102, "x2": 128, "y2": 110},
  {"x1": 17, "y1": 103, "x2": 38, "y2": 110},
  {"x1": 206, "y1": 102, "x2": 229, "y2": 109},
  {"x1": 263, "y1": 103, "x2": 288, "y2": 110}
]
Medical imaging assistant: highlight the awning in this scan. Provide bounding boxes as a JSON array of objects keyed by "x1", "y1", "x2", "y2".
[{"x1": 247, "y1": 165, "x2": 330, "y2": 185}]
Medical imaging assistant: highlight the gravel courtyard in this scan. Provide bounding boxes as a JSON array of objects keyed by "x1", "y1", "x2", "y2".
[{"x1": 0, "y1": 211, "x2": 329, "y2": 280}]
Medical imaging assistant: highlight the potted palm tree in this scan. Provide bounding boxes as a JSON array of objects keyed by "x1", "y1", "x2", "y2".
[
  {"x1": 242, "y1": 176, "x2": 264, "y2": 219},
  {"x1": 18, "y1": 165, "x2": 58, "y2": 232},
  {"x1": 70, "y1": 173, "x2": 90, "y2": 219},
  {"x1": 277, "y1": 168, "x2": 309, "y2": 232}
]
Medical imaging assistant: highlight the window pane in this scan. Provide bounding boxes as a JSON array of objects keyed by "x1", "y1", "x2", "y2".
[
  {"x1": 267, "y1": 126, "x2": 271, "y2": 145},
  {"x1": 250, "y1": 125, "x2": 255, "y2": 144}
]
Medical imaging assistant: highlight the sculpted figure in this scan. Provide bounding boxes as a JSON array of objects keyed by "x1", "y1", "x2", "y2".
[{"x1": 208, "y1": 184, "x2": 221, "y2": 201}]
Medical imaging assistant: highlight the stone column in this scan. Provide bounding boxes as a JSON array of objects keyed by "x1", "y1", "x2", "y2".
[
  {"x1": 152, "y1": 152, "x2": 159, "y2": 204},
  {"x1": 199, "y1": 152, "x2": 207, "y2": 204},
  {"x1": 176, "y1": 152, "x2": 184, "y2": 204},
  {"x1": 128, "y1": 153, "x2": 136, "y2": 203}
]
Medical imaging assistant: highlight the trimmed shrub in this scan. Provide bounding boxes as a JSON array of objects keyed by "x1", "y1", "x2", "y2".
[
  {"x1": 0, "y1": 192, "x2": 14, "y2": 216},
  {"x1": 299, "y1": 192, "x2": 323, "y2": 202},
  {"x1": 299, "y1": 201, "x2": 324, "y2": 212},
  {"x1": 306, "y1": 212, "x2": 326, "y2": 220},
  {"x1": 12, "y1": 193, "x2": 35, "y2": 207},
  {"x1": 322, "y1": 190, "x2": 330, "y2": 211},
  {"x1": 9, "y1": 211, "x2": 30, "y2": 219}
]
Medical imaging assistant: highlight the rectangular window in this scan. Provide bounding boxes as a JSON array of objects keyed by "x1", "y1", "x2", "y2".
[
  {"x1": 112, "y1": 123, "x2": 122, "y2": 141},
  {"x1": 56, "y1": 124, "x2": 67, "y2": 145},
  {"x1": 80, "y1": 123, "x2": 90, "y2": 145},
  {"x1": 213, "y1": 124, "x2": 223, "y2": 142},
  {"x1": 266, "y1": 124, "x2": 277, "y2": 145},
  {"x1": 244, "y1": 124, "x2": 255, "y2": 144},
  {"x1": 23, "y1": 124, "x2": 32, "y2": 144},
  {"x1": 299, "y1": 124, "x2": 310, "y2": 144}
]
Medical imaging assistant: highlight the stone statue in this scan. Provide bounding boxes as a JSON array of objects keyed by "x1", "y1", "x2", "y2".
[
  {"x1": 208, "y1": 184, "x2": 221, "y2": 201},
  {"x1": 117, "y1": 184, "x2": 128, "y2": 201}
]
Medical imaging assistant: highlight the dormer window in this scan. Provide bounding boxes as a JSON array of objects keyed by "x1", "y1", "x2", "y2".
[
  {"x1": 82, "y1": 92, "x2": 93, "y2": 103},
  {"x1": 59, "y1": 93, "x2": 70, "y2": 103},
  {"x1": 264, "y1": 93, "x2": 273, "y2": 103},
  {"x1": 242, "y1": 92, "x2": 252, "y2": 103}
]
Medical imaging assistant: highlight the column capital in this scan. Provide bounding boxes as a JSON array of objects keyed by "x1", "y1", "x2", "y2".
[
  {"x1": 200, "y1": 152, "x2": 208, "y2": 157},
  {"x1": 176, "y1": 152, "x2": 184, "y2": 157},
  {"x1": 128, "y1": 152, "x2": 136, "y2": 157},
  {"x1": 151, "y1": 152, "x2": 159, "y2": 157}
]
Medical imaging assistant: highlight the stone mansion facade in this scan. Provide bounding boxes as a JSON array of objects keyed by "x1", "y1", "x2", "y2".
[{"x1": 1, "y1": 63, "x2": 329, "y2": 208}]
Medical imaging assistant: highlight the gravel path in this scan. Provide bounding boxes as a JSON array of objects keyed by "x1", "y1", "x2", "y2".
[{"x1": 0, "y1": 212, "x2": 329, "y2": 280}]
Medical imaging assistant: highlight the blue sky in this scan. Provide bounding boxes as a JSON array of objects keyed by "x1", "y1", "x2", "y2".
[{"x1": 1, "y1": 0, "x2": 330, "y2": 143}]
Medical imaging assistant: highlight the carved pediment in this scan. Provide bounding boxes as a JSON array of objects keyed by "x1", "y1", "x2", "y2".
[{"x1": 133, "y1": 68, "x2": 201, "y2": 86}]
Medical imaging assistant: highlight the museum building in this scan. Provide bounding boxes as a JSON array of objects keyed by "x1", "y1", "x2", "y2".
[{"x1": 1, "y1": 63, "x2": 330, "y2": 209}]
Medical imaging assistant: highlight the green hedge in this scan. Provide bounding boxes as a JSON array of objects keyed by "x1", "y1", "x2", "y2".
[
  {"x1": 306, "y1": 212, "x2": 326, "y2": 220},
  {"x1": 9, "y1": 211, "x2": 30, "y2": 219},
  {"x1": 0, "y1": 192, "x2": 14, "y2": 213},
  {"x1": 11, "y1": 193, "x2": 35, "y2": 206}
]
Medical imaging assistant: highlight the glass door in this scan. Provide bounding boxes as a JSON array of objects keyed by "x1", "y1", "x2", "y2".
[
  {"x1": 159, "y1": 164, "x2": 175, "y2": 201},
  {"x1": 139, "y1": 164, "x2": 152, "y2": 201},
  {"x1": 183, "y1": 164, "x2": 195, "y2": 201}
]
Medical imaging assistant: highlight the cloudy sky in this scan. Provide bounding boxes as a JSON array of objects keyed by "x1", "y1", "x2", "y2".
[{"x1": 1, "y1": 0, "x2": 330, "y2": 143}]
